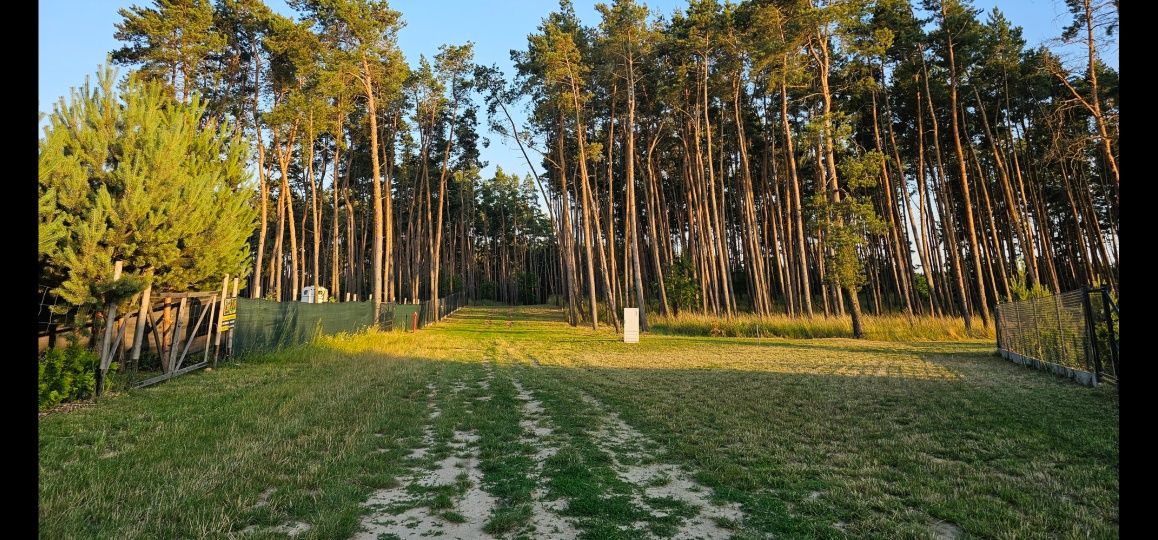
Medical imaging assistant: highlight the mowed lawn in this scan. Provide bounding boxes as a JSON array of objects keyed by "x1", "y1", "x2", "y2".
[{"x1": 39, "y1": 305, "x2": 1119, "y2": 539}]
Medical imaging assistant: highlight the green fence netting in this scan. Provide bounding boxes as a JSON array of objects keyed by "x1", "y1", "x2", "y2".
[
  {"x1": 392, "y1": 303, "x2": 422, "y2": 330},
  {"x1": 233, "y1": 295, "x2": 465, "y2": 356},
  {"x1": 234, "y1": 299, "x2": 379, "y2": 355}
]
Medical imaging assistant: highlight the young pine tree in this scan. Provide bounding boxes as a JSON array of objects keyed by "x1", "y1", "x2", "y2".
[
  {"x1": 38, "y1": 66, "x2": 257, "y2": 322},
  {"x1": 814, "y1": 150, "x2": 889, "y2": 338}
]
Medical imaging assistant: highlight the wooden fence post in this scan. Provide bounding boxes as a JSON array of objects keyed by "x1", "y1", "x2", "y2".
[
  {"x1": 129, "y1": 269, "x2": 154, "y2": 386},
  {"x1": 96, "y1": 261, "x2": 123, "y2": 396},
  {"x1": 167, "y1": 297, "x2": 188, "y2": 374},
  {"x1": 161, "y1": 298, "x2": 173, "y2": 369},
  {"x1": 229, "y1": 277, "x2": 239, "y2": 357},
  {"x1": 202, "y1": 293, "x2": 218, "y2": 367},
  {"x1": 213, "y1": 274, "x2": 228, "y2": 366}
]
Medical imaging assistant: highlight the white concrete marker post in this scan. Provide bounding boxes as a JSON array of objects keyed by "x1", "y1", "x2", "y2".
[{"x1": 624, "y1": 308, "x2": 639, "y2": 343}]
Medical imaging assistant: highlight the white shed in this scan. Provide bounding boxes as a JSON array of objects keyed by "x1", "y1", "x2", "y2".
[{"x1": 301, "y1": 286, "x2": 329, "y2": 304}]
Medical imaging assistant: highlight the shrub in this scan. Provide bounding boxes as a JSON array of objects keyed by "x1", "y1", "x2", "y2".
[
  {"x1": 664, "y1": 256, "x2": 700, "y2": 315},
  {"x1": 1008, "y1": 265, "x2": 1050, "y2": 301},
  {"x1": 38, "y1": 345, "x2": 103, "y2": 411}
]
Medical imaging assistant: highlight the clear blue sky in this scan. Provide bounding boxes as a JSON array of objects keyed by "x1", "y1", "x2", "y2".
[{"x1": 39, "y1": 0, "x2": 1117, "y2": 181}]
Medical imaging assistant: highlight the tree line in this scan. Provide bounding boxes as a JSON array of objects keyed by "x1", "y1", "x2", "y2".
[
  {"x1": 105, "y1": 0, "x2": 555, "y2": 323},
  {"x1": 58, "y1": 0, "x2": 1115, "y2": 338},
  {"x1": 511, "y1": 0, "x2": 1117, "y2": 336}
]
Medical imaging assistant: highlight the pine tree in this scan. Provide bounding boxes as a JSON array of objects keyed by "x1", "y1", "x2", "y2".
[
  {"x1": 38, "y1": 188, "x2": 65, "y2": 259},
  {"x1": 38, "y1": 66, "x2": 257, "y2": 320},
  {"x1": 111, "y1": 0, "x2": 226, "y2": 103},
  {"x1": 814, "y1": 150, "x2": 889, "y2": 338}
]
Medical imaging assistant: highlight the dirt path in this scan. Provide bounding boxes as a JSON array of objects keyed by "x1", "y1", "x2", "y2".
[
  {"x1": 511, "y1": 378, "x2": 580, "y2": 538},
  {"x1": 353, "y1": 379, "x2": 498, "y2": 540},
  {"x1": 578, "y1": 391, "x2": 747, "y2": 539},
  {"x1": 354, "y1": 355, "x2": 745, "y2": 539}
]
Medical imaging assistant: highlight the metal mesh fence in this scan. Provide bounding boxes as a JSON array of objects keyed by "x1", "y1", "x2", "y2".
[
  {"x1": 391, "y1": 303, "x2": 422, "y2": 331},
  {"x1": 995, "y1": 288, "x2": 1119, "y2": 386},
  {"x1": 1085, "y1": 290, "x2": 1120, "y2": 384},
  {"x1": 391, "y1": 292, "x2": 467, "y2": 331},
  {"x1": 996, "y1": 290, "x2": 1089, "y2": 371},
  {"x1": 39, "y1": 279, "x2": 474, "y2": 396},
  {"x1": 417, "y1": 292, "x2": 466, "y2": 328}
]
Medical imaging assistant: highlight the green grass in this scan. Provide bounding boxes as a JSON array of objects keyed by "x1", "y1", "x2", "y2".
[
  {"x1": 650, "y1": 311, "x2": 995, "y2": 341},
  {"x1": 38, "y1": 334, "x2": 438, "y2": 538},
  {"x1": 39, "y1": 305, "x2": 1117, "y2": 539}
]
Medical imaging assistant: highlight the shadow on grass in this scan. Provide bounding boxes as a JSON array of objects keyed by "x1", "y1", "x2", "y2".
[{"x1": 39, "y1": 304, "x2": 1118, "y2": 539}]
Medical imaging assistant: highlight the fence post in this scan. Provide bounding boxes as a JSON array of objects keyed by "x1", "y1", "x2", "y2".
[
  {"x1": 229, "y1": 277, "x2": 239, "y2": 357},
  {"x1": 1012, "y1": 298, "x2": 1022, "y2": 358},
  {"x1": 1080, "y1": 286, "x2": 1103, "y2": 385},
  {"x1": 995, "y1": 305, "x2": 1003, "y2": 350},
  {"x1": 168, "y1": 297, "x2": 188, "y2": 374},
  {"x1": 161, "y1": 297, "x2": 173, "y2": 368},
  {"x1": 1053, "y1": 293, "x2": 1066, "y2": 368},
  {"x1": 202, "y1": 293, "x2": 218, "y2": 367},
  {"x1": 96, "y1": 260, "x2": 123, "y2": 397},
  {"x1": 129, "y1": 269, "x2": 153, "y2": 387},
  {"x1": 213, "y1": 275, "x2": 228, "y2": 367},
  {"x1": 1100, "y1": 287, "x2": 1119, "y2": 385}
]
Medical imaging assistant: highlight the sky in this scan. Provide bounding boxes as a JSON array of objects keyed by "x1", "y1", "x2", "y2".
[{"x1": 39, "y1": 0, "x2": 1118, "y2": 182}]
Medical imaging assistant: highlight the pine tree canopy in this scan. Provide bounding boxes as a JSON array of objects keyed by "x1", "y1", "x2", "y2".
[{"x1": 38, "y1": 66, "x2": 257, "y2": 319}]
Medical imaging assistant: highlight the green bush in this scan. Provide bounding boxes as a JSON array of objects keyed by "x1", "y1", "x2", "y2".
[
  {"x1": 38, "y1": 345, "x2": 102, "y2": 411},
  {"x1": 1008, "y1": 265, "x2": 1050, "y2": 301},
  {"x1": 664, "y1": 256, "x2": 700, "y2": 315}
]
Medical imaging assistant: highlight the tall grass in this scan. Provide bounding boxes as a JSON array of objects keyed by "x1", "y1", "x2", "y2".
[{"x1": 649, "y1": 311, "x2": 994, "y2": 341}]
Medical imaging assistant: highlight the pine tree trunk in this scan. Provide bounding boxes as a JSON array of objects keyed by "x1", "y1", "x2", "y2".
[
  {"x1": 251, "y1": 47, "x2": 268, "y2": 299},
  {"x1": 625, "y1": 56, "x2": 648, "y2": 330},
  {"x1": 430, "y1": 91, "x2": 461, "y2": 320},
  {"x1": 941, "y1": 5, "x2": 990, "y2": 327},
  {"x1": 643, "y1": 133, "x2": 670, "y2": 317},
  {"x1": 921, "y1": 57, "x2": 973, "y2": 328},
  {"x1": 307, "y1": 116, "x2": 321, "y2": 302},
  {"x1": 870, "y1": 90, "x2": 914, "y2": 317},
  {"x1": 846, "y1": 284, "x2": 865, "y2": 338},
  {"x1": 781, "y1": 76, "x2": 812, "y2": 317},
  {"x1": 557, "y1": 117, "x2": 580, "y2": 325},
  {"x1": 362, "y1": 55, "x2": 384, "y2": 320}
]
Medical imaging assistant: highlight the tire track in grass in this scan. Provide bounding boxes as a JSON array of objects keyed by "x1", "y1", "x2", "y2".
[
  {"x1": 471, "y1": 342, "x2": 555, "y2": 537},
  {"x1": 353, "y1": 368, "x2": 499, "y2": 539},
  {"x1": 512, "y1": 348, "x2": 750, "y2": 539},
  {"x1": 510, "y1": 377, "x2": 580, "y2": 538},
  {"x1": 355, "y1": 348, "x2": 565, "y2": 539},
  {"x1": 510, "y1": 362, "x2": 678, "y2": 539},
  {"x1": 402, "y1": 383, "x2": 437, "y2": 460},
  {"x1": 576, "y1": 391, "x2": 747, "y2": 539}
]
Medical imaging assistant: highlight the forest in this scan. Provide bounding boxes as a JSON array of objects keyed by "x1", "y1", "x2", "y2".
[{"x1": 65, "y1": 0, "x2": 1118, "y2": 338}]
